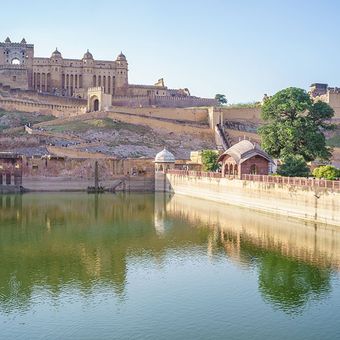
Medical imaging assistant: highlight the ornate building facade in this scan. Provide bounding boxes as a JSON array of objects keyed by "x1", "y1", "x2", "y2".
[{"x1": 0, "y1": 37, "x2": 193, "y2": 101}]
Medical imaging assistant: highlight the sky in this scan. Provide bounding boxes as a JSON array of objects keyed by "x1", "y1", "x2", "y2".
[{"x1": 1, "y1": 0, "x2": 340, "y2": 103}]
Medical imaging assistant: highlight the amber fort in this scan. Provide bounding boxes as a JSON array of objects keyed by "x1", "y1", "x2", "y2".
[{"x1": 0, "y1": 37, "x2": 216, "y2": 109}]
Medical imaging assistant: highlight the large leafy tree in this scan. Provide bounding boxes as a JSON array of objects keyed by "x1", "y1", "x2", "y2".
[{"x1": 259, "y1": 87, "x2": 334, "y2": 162}]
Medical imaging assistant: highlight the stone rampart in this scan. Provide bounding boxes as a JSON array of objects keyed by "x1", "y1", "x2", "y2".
[
  {"x1": 0, "y1": 98, "x2": 86, "y2": 117},
  {"x1": 106, "y1": 111, "x2": 214, "y2": 139},
  {"x1": 112, "y1": 95, "x2": 217, "y2": 108},
  {"x1": 163, "y1": 173, "x2": 340, "y2": 226},
  {"x1": 0, "y1": 83, "x2": 86, "y2": 105},
  {"x1": 109, "y1": 106, "x2": 208, "y2": 123},
  {"x1": 221, "y1": 107, "x2": 262, "y2": 123}
]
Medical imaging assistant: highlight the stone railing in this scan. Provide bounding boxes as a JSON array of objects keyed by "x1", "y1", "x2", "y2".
[
  {"x1": 242, "y1": 174, "x2": 340, "y2": 190},
  {"x1": 167, "y1": 170, "x2": 222, "y2": 178},
  {"x1": 167, "y1": 170, "x2": 340, "y2": 190}
]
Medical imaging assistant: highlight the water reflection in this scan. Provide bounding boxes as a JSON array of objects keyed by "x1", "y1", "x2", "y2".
[
  {"x1": 164, "y1": 194, "x2": 339, "y2": 314},
  {"x1": 0, "y1": 193, "x2": 339, "y2": 316}
]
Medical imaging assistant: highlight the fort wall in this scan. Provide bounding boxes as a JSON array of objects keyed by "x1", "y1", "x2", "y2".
[
  {"x1": 0, "y1": 98, "x2": 86, "y2": 117},
  {"x1": 111, "y1": 95, "x2": 217, "y2": 108},
  {"x1": 109, "y1": 106, "x2": 208, "y2": 123},
  {"x1": 106, "y1": 111, "x2": 215, "y2": 139},
  {"x1": 221, "y1": 107, "x2": 262, "y2": 123}
]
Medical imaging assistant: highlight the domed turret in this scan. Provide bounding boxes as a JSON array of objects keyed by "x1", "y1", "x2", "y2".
[
  {"x1": 116, "y1": 51, "x2": 126, "y2": 61},
  {"x1": 51, "y1": 48, "x2": 62, "y2": 58},
  {"x1": 20, "y1": 38, "x2": 27, "y2": 44},
  {"x1": 155, "y1": 148, "x2": 175, "y2": 163},
  {"x1": 154, "y1": 148, "x2": 176, "y2": 190},
  {"x1": 83, "y1": 49, "x2": 93, "y2": 60},
  {"x1": 5, "y1": 37, "x2": 11, "y2": 43}
]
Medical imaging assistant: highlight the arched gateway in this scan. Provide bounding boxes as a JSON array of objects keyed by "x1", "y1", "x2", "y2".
[
  {"x1": 89, "y1": 96, "x2": 100, "y2": 111},
  {"x1": 87, "y1": 87, "x2": 113, "y2": 112}
]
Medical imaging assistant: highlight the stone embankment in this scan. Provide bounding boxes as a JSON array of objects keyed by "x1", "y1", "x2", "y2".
[
  {"x1": 23, "y1": 176, "x2": 154, "y2": 192},
  {"x1": 162, "y1": 171, "x2": 340, "y2": 226}
]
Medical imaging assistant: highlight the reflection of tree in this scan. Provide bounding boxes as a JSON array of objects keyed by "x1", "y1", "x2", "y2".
[
  {"x1": 218, "y1": 231, "x2": 332, "y2": 315},
  {"x1": 258, "y1": 252, "x2": 331, "y2": 314}
]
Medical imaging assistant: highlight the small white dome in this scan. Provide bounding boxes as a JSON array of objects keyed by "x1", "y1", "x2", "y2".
[{"x1": 155, "y1": 148, "x2": 175, "y2": 163}]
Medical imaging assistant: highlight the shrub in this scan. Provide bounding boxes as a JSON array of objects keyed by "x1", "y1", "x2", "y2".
[
  {"x1": 201, "y1": 150, "x2": 219, "y2": 172},
  {"x1": 312, "y1": 165, "x2": 340, "y2": 180}
]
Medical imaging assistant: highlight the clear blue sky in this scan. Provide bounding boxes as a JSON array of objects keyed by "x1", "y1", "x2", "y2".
[{"x1": 1, "y1": 0, "x2": 340, "y2": 103}]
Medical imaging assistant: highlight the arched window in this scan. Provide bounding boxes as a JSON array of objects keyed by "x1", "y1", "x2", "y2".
[
  {"x1": 234, "y1": 164, "x2": 238, "y2": 176},
  {"x1": 11, "y1": 58, "x2": 20, "y2": 65},
  {"x1": 250, "y1": 164, "x2": 258, "y2": 174}
]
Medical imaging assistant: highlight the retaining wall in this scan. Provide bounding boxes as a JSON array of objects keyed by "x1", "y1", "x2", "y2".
[
  {"x1": 23, "y1": 176, "x2": 154, "y2": 192},
  {"x1": 164, "y1": 173, "x2": 340, "y2": 226}
]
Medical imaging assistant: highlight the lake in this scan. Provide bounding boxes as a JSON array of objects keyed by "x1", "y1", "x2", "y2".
[{"x1": 0, "y1": 193, "x2": 340, "y2": 339}]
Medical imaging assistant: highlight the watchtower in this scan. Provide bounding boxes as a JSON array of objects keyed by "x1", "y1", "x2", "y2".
[{"x1": 0, "y1": 37, "x2": 34, "y2": 89}]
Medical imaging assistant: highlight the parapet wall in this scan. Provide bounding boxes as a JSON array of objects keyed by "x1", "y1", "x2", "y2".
[
  {"x1": 221, "y1": 107, "x2": 262, "y2": 123},
  {"x1": 0, "y1": 83, "x2": 86, "y2": 106},
  {"x1": 0, "y1": 98, "x2": 86, "y2": 117},
  {"x1": 109, "y1": 105, "x2": 209, "y2": 123},
  {"x1": 163, "y1": 173, "x2": 340, "y2": 226},
  {"x1": 112, "y1": 95, "x2": 217, "y2": 108}
]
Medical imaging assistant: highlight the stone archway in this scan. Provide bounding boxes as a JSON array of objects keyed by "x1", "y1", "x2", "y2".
[
  {"x1": 93, "y1": 99, "x2": 99, "y2": 111},
  {"x1": 11, "y1": 58, "x2": 21, "y2": 65},
  {"x1": 89, "y1": 95, "x2": 100, "y2": 112}
]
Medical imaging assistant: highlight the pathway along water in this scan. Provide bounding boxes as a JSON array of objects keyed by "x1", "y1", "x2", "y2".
[{"x1": 0, "y1": 193, "x2": 340, "y2": 339}]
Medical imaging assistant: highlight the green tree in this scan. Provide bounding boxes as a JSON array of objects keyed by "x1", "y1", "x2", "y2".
[
  {"x1": 259, "y1": 87, "x2": 335, "y2": 162},
  {"x1": 215, "y1": 94, "x2": 228, "y2": 106},
  {"x1": 201, "y1": 150, "x2": 219, "y2": 171},
  {"x1": 312, "y1": 165, "x2": 340, "y2": 180},
  {"x1": 277, "y1": 155, "x2": 310, "y2": 177}
]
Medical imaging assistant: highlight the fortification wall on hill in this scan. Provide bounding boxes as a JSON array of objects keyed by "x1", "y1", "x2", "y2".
[
  {"x1": 106, "y1": 111, "x2": 214, "y2": 139},
  {"x1": 221, "y1": 107, "x2": 262, "y2": 123},
  {"x1": 0, "y1": 83, "x2": 86, "y2": 106},
  {"x1": 109, "y1": 106, "x2": 208, "y2": 123},
  {"x1": 0, "y1": 98, "x2": 86, "y2": 117},
  {"x1": 112, "y1": 95, "x2": 217, "y2": 108}
]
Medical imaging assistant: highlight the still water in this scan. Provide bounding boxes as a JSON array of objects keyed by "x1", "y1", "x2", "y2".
[{"x1": 0, "y1": 193, "x2": 340, "y2": 340}]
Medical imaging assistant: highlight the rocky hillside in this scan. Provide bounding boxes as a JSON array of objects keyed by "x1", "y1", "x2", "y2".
[{"x1": 0, "y1": 109, "x2": 215, "y2": 159}]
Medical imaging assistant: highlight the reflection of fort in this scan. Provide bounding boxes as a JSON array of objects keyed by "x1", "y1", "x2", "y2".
[
  {"x1": 0, "y1": 193, "x2": 209, "y2": 311},
  {"x1": 163, "y1": 195, "x2": 339, "y2": 314},
  {"x1": 164, "y1": 195, "x2": 340, "y2": 271},
  {"x1": 0, "y1": 193, "x2": 338, "y2": 314}
]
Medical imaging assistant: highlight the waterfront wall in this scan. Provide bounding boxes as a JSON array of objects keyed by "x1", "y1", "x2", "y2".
[
  {"x1": 164, "y1": 173, "x2": 340, "y2": 226},
  {"x1": 165, "y1": 194, "x2": 340, "y2": 269},
  {"x1": 22, "y1": 176, "x2": 154, "y2": 192}
]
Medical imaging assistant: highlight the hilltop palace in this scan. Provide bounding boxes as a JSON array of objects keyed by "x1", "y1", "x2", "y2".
[{"x1": 0, "y1": 37, "x2": 216, "y2": 109}]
